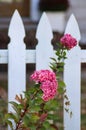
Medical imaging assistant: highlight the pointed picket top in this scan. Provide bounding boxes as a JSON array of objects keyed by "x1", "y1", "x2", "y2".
[
  {"x1": 65, "y1": 14, "x2": 81, "y2": 42},
  {"x1": 36, "y1": 12, "x2": 53, "y2": 41},
  {"x1": 36, "y1": 12, "x2": 54, "y2": 70},
  {"x1": 8, "y1": 10, "x2": 25, "y2": 44}
]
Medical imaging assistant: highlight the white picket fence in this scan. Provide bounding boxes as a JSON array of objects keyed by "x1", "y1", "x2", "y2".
[{"x1": 0, "y1": 10, "x2": 86, "y2": 130}]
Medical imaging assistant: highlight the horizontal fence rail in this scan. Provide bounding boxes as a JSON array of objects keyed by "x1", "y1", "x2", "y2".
[
  {"x1": 81, "y1": 50, "x2": 86, "y2": 63},
  {"x1": 0, "y1": 50, "x2": 86, "y2": 64}
]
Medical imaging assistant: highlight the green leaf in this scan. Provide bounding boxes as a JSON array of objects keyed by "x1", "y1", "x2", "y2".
[
  {"x1": 31, "y1": 114, "x2": 39, "y2": 122},
  {"x1": 9, "y1": 101, "x2": 24, "y2": 117},
  {"x1": 5, "y1": 113, "x2": 18, "y2": 123},
  {"x1": 9, "y1": 101, "x2": 18, "y2": 108},
  {"x1": 6, "y1": 120, "x2": 13, "y2": 129},
  {"x1": 50, "y1": 57, "x2": 57, "y2": 62},
  {"x1": 23, "y1": 114, "x2": 30, "y2": 127},
  {"x1": 57, "y1": 67, "x2": 63, "y2": 73},
  {"x1": 30, "y1": 105, "x2": 41, "y2": 112},
  {"x1": 63, "y1": 51, "x2": 66, "y2": 57},
  {"x1": 55, "y1": 50, "x2": 60, "y2": 56},
  {"x1": 29, "y1": 125, "x2": 36, "y2": 130},
  {"x1": 42, "y1": 121, "x2": 50, "y2": 129},
  {"x1": 23, "y1": 113, "x2": 39, "y2": 126},
  {"x1": 49, "y1": 62, "x2": 57, "y2": 71},
  {"x1": 58, "y1": 81, "x2": 66, "y2": 88},
  {"x1": 44, "y1": 99, "x2": 58, "y2": 111},
  {"x1": 17, "y1": 104, "x2": 24, "y2": 109},
  {"x1": 47, "y1": 114, "x2": 59, "y2": 122}
]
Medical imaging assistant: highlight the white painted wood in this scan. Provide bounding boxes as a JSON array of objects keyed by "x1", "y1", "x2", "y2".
[
  {"x1": 26, "y1": 50, "x2": 36, "y2": 63},
  {"x1": 1, "y1": 50, "x2": 86, "y2": 64},
  {"x1": 64, "y1": 14, "x2": 81, "y2": 130},
  {"x1": 65, "y1": 14, "x2": 81, "y2": 42},
  {"x1": 36, "y1": 12, "x2": 54, "y2": 70},
  {"x1": 80, "y1": 50, "x2": 86, "y2": 63},
  {"x1": 0, "y1": 50, "x2": 8, "y2": 63},
  {"x1": 8, "y1": 10, "x2": 26, "y2": 115},
  {"x1": 64, "y1": 47, "x2": 81, "y2": 130},
  {"x1": 0, "y1": 50, "x2": 35, "y2": 64}
]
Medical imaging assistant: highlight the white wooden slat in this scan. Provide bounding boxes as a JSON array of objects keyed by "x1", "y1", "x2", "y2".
[
  {"x1": 8, "y1": 9, "x2": 26, "y2": 118},
  {"x1": 8, "y1": 10, "x2": 25, "y2": 44},
  {"x1": 65, "y1": 14, "x2": 81, "y2": 42},
  {"x1": 81, "y1": 50, "x2": 86, "y2": 63},
  {"x1": 26, "y1": 50, "x2": 36, "y2": 63},
  {"x1": 0, "y1": 50, "x2": 86, "y2": 64},
  {"x1": 36, "y1": 12, "x2": 54, "y2": 70},
  {"x1": 0, "y1": 50, "x2": 35, "y2": 64},
  {"x1": 0, "y1": 50, "x2": 8, "y2": 63},
  {"x1": 64, "y1": 47, "x2": 81, "y2": 130},
  {"x1": 64, "y1": 14, "x2": 81, "y2": 130}
]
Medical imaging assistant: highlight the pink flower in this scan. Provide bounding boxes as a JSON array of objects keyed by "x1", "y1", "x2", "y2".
[
  {"x1": 30, "y1": 70, "x2": 58, "y2": 101},
  {"x1": 30, "y1": 71, "x2": 39, "y2": 82},
  {"x1": 30, "y1": 70, "x2": 57, "y2": 83},
  {"x1": 40, "y1": 80, "x2": 57, "y2": 101},
  {"x1": 60, "y1": 34, "x2": 77, "y2": 50}
]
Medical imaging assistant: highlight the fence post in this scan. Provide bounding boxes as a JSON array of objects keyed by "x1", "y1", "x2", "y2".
[
  {"x1": 8, "y1": 10, "x2": 26, "y2": 113},
  {"x1": 36, "y1": 12, "x2": 54, "y2": 70},
  {"x1": 64, "y1": 14, "x2": 81, "y2": 130}
]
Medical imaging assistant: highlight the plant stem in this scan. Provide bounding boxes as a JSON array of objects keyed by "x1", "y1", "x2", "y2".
[
  {"x1": 15, "y1": 106, "x2": 28, "y2": 130},
  {"x1": 15, "y1": 88, "x2": 40, "y2": 130},
  {"x1": 31, "y1": 88, "x2": 40, "y2": 100}
]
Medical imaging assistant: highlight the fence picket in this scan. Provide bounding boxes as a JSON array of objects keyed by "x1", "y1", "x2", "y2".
[
  {"x1": 36, "y1": 12, "x2": 54, "y2": 70},
  {"x1": 64, "y1": 14, "x2": 81, "y2": 130},
  {"x1": 8, "y1": 10, "x2": 26, "y2": 113}
]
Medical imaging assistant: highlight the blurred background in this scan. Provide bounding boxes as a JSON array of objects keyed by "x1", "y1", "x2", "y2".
[{"x1": 0, "y1": 0, "x2": 86, "y2": 130}]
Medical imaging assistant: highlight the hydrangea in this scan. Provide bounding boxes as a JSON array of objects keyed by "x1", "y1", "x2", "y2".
[
  {"x1": 60, "y1": 34, "x2": 77, "y2": 50},
  {"x1": 30, "y1": 70, "x2": 58, "y2": 101}
]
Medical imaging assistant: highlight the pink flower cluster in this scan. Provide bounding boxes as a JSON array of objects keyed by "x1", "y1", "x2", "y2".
[
  {"x1": 60, "y1": 34, "x2": 77, "y2": 50},
  {"x1": 30, "y1": 70, "x2": 58, "y2": 101}
]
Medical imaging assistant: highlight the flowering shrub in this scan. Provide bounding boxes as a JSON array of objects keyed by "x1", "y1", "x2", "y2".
[
  {"x1": 5, "y1": 34, "x2": 77, "y2": 130},
  {"x1": 31, "y1": 70, "x2": 58, "y2": 101}
]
